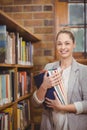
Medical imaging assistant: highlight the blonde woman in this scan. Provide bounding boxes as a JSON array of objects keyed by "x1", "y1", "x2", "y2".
[{"x1": 32, "y1": 29, "x2": 87, "y2": 130}]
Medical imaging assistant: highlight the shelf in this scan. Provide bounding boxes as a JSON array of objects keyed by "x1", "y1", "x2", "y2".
[
  {"x1": 0, "y1": 102, "x2": 15, "y2": 111},
  {"x1": 0, "y1": 10, "x2": 40, "y2": 42},
  {"x1": 0, "y1": 93, "x2": 32, "y2": 111},
  {"x1": 16, "y1": 94, "x2": 32, "y2": 103},
  {"x1": 15, "y1": 64, "x2": 34, "y2": 68},
  {"x1": 0, "y1": 63, "x2": 34, "y2": 68}
]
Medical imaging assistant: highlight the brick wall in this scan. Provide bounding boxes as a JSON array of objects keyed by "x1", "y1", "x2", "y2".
[{"x1": 0, "y1": 0, "x2": 55, "y2": 72}]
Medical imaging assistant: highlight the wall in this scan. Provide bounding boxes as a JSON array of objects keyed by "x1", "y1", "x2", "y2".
[{"x1": 0, "y1": 0, "x2": 56, "y2": 72}]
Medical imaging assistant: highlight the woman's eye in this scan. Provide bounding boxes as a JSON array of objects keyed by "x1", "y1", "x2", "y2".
[
  {"x1": 65, "y1": 42, "x2": 70, "y2": 45},
  {"x1": 57, "y1": 42, "x2": 62, "y2": 45}
]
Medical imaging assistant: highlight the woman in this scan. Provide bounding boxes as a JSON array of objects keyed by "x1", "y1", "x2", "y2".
[{"x1": 32, "y1": 29, "x2": 87, "y2": 130}]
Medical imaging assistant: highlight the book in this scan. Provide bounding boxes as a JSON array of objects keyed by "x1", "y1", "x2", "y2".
[
  {"x1": 9, "y1": 32, "x2": 16, "y2": 64},
  {"x1": 4, "y1": 108, "x2": 13, "y2": 130},
  {"x1": 0, "y1": 75, "x2": 2, "y2": 105},
  {"x1": 6, "y1": 32, "x2": 13, "y2": 64},
  {"x1": 0, "y1": 25, "x2": 7, "y2": 63},
  {"x1": 1, "y1": 74, "x2": 7, "y2": 104},
  {"x1": 34, "y1": 70, "x2": 67, "y2": 108},
  {"x1": 20, "y1": 71, "x2": 27, "y2": 95}
]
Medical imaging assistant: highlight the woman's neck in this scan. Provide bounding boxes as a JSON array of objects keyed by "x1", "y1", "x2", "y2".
[{"x1": 60, "y1": 57, "x2": 73, "y2": 69}]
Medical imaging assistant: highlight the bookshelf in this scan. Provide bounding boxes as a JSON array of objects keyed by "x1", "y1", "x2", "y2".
[{"x1": 0, "y1": 10, "x2": 40, "y2": 130}]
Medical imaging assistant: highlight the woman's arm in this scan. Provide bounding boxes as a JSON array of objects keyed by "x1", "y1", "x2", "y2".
[
  {"x1": 59, "y1": 103, "x2": 77, "y2": 113},
  {"x1": 45, "y1": 92, "x2": 77, "y2": 113},
  {"x1": 36, "y1": 71, "x2": 52, "y2": 102}
]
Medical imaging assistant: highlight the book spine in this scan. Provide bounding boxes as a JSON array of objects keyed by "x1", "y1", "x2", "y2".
[{"x1": 0, "y1": 25, "x2": 7, "y2": 63}]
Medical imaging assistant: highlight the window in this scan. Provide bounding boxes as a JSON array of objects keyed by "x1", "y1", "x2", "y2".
[
  {"x1": 68, "y1": 3, "x2": 84, "y2": 25},
  {"x1": 68, "y1": 3, "x2": 87, "y2": 53},
  {"x1": 55, "y1": 0, "x2": 87, "y2": 58}
]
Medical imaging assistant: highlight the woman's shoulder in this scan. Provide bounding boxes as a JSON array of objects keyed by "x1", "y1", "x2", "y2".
[
  {"x1": 44, "y1": 61, "x2": 59, "y2": 70},
  {"x1": 77, "y1": 61, "x2": 87, "y2": 75},
  {"x1": 77, "y1": 62, "x2": 87, "y2": 69}
]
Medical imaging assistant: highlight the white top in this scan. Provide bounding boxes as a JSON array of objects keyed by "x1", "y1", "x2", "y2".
[{"x1": 52, "y1": 66, "x2": 71, "y2": 130}]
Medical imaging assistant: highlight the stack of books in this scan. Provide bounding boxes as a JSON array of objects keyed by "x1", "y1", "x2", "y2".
[{"x1": 34, "y1": 69, "x2": 67, "y2": 108}]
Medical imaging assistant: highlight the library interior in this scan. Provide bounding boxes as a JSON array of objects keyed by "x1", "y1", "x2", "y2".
[{"x1": 0, "y1": 0, "x2": 87, "y2": 130}]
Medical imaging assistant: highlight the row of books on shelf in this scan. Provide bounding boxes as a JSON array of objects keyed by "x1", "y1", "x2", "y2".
[
  {"x1": 0, "y1": 25, "x2": 33, "y2": 65},
  {"x1": 0, "y1": 99, "x2": 30, "y2": 130},
  {"x1": 0, "y1": 70, "x2": 33, "y2": 106},
  {"x1": 17, "y1": 100, "x2": 31, "y2": 130}
]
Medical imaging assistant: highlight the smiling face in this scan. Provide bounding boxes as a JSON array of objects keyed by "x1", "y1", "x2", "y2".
[{"x1": 56, "y1": 31, "x2": 76, "y2": 60}]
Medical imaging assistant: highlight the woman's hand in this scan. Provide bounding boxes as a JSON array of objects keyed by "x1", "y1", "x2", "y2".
[
  {"x1": 41, "y1": 70, "x2": 63, "y2": 90},
  {"x1": 45, "y1": 91, "x2": 63, "y2": 112},
  {"x1": 49, "y1": 70, "x2": 63, "y2": 87},
  {"x1": 45, "y1": 91, "x2": 77, "y2": 113},
  {"x1": 41, "y1": 71, "x2": 52, "y2": 90}
]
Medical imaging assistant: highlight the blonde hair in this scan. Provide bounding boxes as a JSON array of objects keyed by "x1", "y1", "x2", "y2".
[{"x1": 56, "y1": 28, "x2": 75, "y2": 43}]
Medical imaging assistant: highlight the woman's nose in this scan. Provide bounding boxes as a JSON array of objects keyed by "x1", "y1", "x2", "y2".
[{"x1": 61, "y1": 44, "x2": 65, "y2": 49}]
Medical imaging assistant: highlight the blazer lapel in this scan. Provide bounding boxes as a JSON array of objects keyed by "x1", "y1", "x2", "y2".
[{"x1": 67, "y1": 59, "x2": 79, "y2": 103}]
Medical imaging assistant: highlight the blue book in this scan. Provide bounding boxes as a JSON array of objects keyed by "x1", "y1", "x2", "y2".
[
  {"x1": 1, "y1": 75, "x2": 6, "y2": 104},
  {"x1": 34, "y1": 72, "x2": 56, "y2": 100}
]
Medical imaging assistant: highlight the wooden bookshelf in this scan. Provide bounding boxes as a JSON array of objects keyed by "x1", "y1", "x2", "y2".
[
  {"x1": 0, "y1": 10, "x2": 40, "y2": 130},
  {"x1": 0, "y1": 10, "x2": 40, "y2": 42}
]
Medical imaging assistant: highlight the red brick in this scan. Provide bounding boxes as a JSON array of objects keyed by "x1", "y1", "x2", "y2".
[
  {"x1": 44, "y1": 20, "x2": 54, "y2": 26},
  {"x1": 32, "y1": 0, "x2": 54, "y2": 4},
  {"x1": 34, "y1": 48, "x2": 43, "y2": 56},
  {"x1": 24, "y1": 20, "x2": 43, "y2": 26},
  {"x1": 42, "y1": 34, "x2": 54, "y2": 41},
  {"x1": 34, "y1": 42, "x2": 54, "y2": 50},
  {"x1": 34, "y1": 27, "x2": 53, "y2": 34},
  {"x1": 14, "y1": 0, "x2": 32, "y2": 5},
  {"x1": 13, "y1": 13, "x2": 32, "y2": 19},
  {"x1": 44, "y1": 50, "x2": 52, "y2": 56},
  {"x1": 23, "y1": 5, "x2": 42, "y2": 12},
  {"x1": 0, "y1": 0, "x2": 13, "y2": 5},
  {"x1": 33, "y1": 12, "x2": 53, "y2": 19},
  {"x1": 44, "y1": 5, "x2": 53, "y2": 11},
  {"x1": 2, "y1": 6, "x2": 23, "y2": 12}
]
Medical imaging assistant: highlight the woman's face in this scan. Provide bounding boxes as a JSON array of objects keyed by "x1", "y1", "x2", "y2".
[{"x1": 56, "y1": 33, "x2": 75, "y2": 59}]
